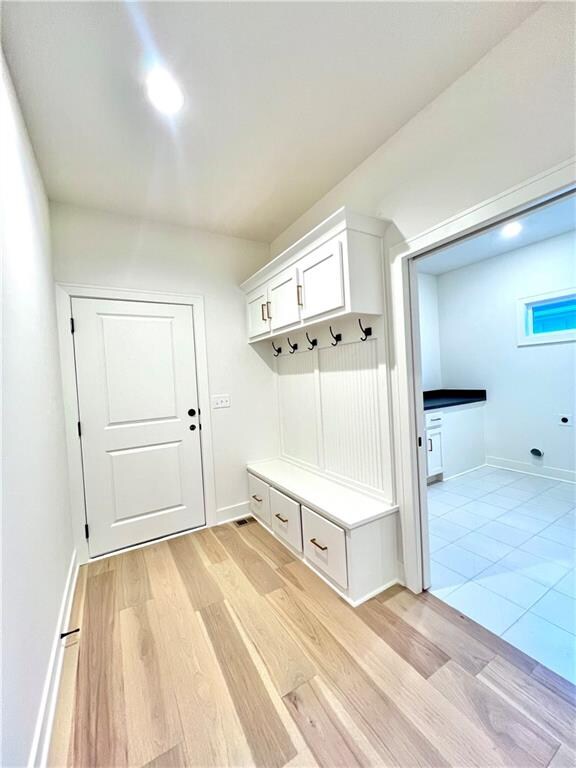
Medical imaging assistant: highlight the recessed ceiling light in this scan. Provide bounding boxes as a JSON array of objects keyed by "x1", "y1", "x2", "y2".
[
  {"x1": 145, "y1": 67, "x2": 183, "y2": 115},
  {"x1": 501, "y1": 221, "x2": 523, "y2": 238}
]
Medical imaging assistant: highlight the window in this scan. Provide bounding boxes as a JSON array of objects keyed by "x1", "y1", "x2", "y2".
[
  {"x1": 532, "y1": 296, "x2": 576, "y2": 334},
  {"x1": 518, "y1": 289, "x2": 576, "y2": 346}
]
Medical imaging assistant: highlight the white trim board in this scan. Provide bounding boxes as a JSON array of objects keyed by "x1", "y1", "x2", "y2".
[
  {"x1": 386, "y1": 158, "x2": 576, "y2": 594},
  {"x1": 28, "y1": 550, "x2": 78, "y2": 768},
  {"x1": 55, "y1": 283, "x2": 217, "y2": 564},
  {"x1": 486, "y1": 457, "x2": 575, "y2": 484}
]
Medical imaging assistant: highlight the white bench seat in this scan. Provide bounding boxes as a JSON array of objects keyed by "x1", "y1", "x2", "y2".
[{"x1": 247, "y1": 458, "x2": 398, "y2": 530}]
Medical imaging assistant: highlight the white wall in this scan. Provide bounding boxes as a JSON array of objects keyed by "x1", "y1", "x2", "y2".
[
  {"x1": 50, "y1": 202, "x2": 277, "y2": 521},
  {"x1": 1, "y1": 59, "x2": 74, "y2": 767},
  {"x1": 437, "y1": 231, "x2": 576, "y2": 479},
  {"x1": 417, "y1": 273, "x2": 442, "y2": 390},
  {"x1": 270, "y1": 4, "x2": 575, "y2": 257}
]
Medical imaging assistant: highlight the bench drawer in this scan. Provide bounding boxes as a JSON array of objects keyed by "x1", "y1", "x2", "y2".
[
  {"x1": 270, "y1": 488, "x2": 302, "y2": 553},
  {"x1": 302, "y1": 506, "x2": 348, "y2": 589},
  {"x1": 248, "y1": 473, "x2": 271, "y2": 525}
]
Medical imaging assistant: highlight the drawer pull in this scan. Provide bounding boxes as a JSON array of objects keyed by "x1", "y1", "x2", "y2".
[
  {"x1": 310, "y1": 537, "x2": 328, "y2": 551},
  {"x1": 251, "y1": 494, "x2": 263, "y2": 502},
  {"x1": 275, "y1": 513, "x2": 288, "y2": 523},
  {"x1": 297, "y1": 284, "x2": 303, "y2": 307}
]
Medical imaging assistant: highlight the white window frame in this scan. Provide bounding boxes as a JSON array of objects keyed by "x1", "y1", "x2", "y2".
[{"x1": 517, "y1": 287, "x2": 576, "y2": 347}]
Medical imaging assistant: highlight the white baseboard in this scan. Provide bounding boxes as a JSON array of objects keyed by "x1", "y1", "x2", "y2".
[
  {"x1": 215, "y1": 501, "x2": 250, "y2": 525},
  {"x1": 486, "y1": 456, "x2": 575, "y2": 483},
  {"x1": 28, "y1": 549, "x2": 78, "y2": 768}
]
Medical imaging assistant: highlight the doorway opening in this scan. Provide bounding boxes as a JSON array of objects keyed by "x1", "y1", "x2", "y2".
[{"x1": 412, "y1": 193, "x2": 576, "y2": 682}]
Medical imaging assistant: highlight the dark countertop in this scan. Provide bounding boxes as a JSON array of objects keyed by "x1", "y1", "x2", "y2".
[{"x1": 423, "y1": 389, "x2": 486, "y2": 411}]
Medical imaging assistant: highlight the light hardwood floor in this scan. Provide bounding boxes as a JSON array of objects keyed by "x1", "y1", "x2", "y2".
[{"x1": 50, "y1": 519, "x2": 576, "y2": 768}]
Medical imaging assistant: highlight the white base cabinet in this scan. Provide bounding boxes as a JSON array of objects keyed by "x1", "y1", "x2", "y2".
[{"x1": 247, "y1": 462, "x2": 401, "y2": 605}]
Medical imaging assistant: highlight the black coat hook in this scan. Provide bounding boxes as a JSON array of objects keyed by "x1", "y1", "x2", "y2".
[
  {"x1": 358, "y1": 318, "x2": 372, "y2": 341},
  {"x1": 287, "y1": 337, "x2": 298, "y2": 354},
  {"x1": 329, "y1": 326, "x2": 342, "y2": 346},
  {"x1": 306, "y1": 332, "x2": 317, "y2": 351},
  {"x1": 272, "y1": 341, "x2": 282, "y2": 357}
]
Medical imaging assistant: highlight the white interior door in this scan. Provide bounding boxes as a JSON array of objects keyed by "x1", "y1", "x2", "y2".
[{"x1": 71, "y1": 297, "x2": 205, "y2": 556}]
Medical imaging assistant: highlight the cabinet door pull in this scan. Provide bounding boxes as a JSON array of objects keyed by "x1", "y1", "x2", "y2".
[
  {"x1": 251, "y1": 494, "x2": 263, "y2": 502},
  {"x1": 261, "y1": 304, "x2": 267, "y2": 321},
  {"x1": 297, "y1": 284, "x2": 303, "y2": 307},
  {"x1": 275, "y1": 513, "x2": 288, "y2": 523},
  {"x1": 428, "y1": 438, "x2": 433, "y2": 452},
  {"x1": 310, "y1": 537, "x2": 328, "y2": 551},
  {"x1": 267, "y1": 301, "x2": 272, "y2": 319}
]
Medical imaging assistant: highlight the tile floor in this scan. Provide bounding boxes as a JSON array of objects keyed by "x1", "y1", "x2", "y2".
[{"x1": 427, "y1": 466, "x2": 576, "y2": 683}]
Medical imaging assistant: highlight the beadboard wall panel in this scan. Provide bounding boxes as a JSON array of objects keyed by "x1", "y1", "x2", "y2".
[
  {"x1": 277, "y1": 352, "x2": 319, "y2": 467},
  {"x1": 319, "y1": 340, "x2": 384, "y2": 491}
]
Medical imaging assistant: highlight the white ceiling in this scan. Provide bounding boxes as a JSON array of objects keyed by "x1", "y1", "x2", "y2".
[
  {"x1": 2, "y1": 2, "x2": 537, "y2": 242},
  {"x1": 417, "y1": 195, "x2": 576, "y2": 275}
]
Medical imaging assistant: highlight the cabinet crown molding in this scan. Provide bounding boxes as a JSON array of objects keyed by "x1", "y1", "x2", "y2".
[{"x1": 241, "y1": 207, "x2": 389, "y2": 293}]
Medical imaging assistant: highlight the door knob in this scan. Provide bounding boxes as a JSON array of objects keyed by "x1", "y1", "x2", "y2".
[
  {"x1": 188, "y1": 408, "x2": 196, "y2": 417},
  {"x1": 189, "y1": 424, "x2": 197, "y2": 431}
]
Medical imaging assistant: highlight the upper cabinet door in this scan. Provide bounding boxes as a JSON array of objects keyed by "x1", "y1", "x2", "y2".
[
  {"x1": 298, "y1": 236, "x2": 345, "y2": 320},
  {"x1": 269, "y1": 266, "x2": 300, "y2": 331},
  {"x1": 247, "y1": 285, "x2": 270, "y2": 339}
]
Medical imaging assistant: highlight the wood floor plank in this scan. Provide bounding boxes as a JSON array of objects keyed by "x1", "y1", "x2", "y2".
[
  {"x1": 200, "y1": 600, "x2": 297, "y2": 768},
  {"x1": 117, "y1": 547, "x2": 152, "y2": 610},
  {"x1": 420, "y1": 591, "x2": 539, "y2": 675},
  {"x1": 268, "y1": 586, "x2": 449, "y2": 767},
  {"x1": 143, "y1": 743, "x2": 189, "y2": 768},
  {"x1": 357, "y1": 597, "x2": 450, "y2": 679},
  {"x1": 210, "y1": 557, "x2": 316, "y2": 696},
  {"x1": 238, "y1": 521, "x2": 296, "y2": 569},
  {"x1": 73, "y1": 571, "x2": 127, "y2": 767},
  {"x1": 283, "y1": 679, "x2": 370, "y2": 768},
  {"x1": 120, "y1": 600, "x2": 183, "y2": 766},
  {"x1": 47, "y1": 642, "x2": 79, "y2": 767},
  {"x1": 144, "y1": 542, "x2": 254, "y2": 767},
  {"x1": 86, "y1": 554, "x2": 116, "y2": 576},
  {"x1": 430, "y1": 660, "x2": 559, "y2": 767},
  {"x1": 276, "y1": 561, "x2": 511, "y2": 768},
  {"x1": 531, "y1": 663, "x2": 576, "y2": 706},
  {"x1": 212, "y1": 523, "x2": 284, "y2": 594},
  {"x1": 193, "y1": 527, "x2": 229, "y2": 564},
  {"x1": 478, "y1": 656, "x2": 576, "y2": 749},
  {"x1": 385, "y1": 588, "x2": 495, "y2": 675},
  {"x1": 168, "y1": 533, "x2": 223, "y2": 609}
]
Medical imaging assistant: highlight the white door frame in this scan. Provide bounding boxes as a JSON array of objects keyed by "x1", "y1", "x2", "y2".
[
  {"x1": 56, "y1": 283, "x2": 217, "y2": 564},
  {"x1": 388, "y1": 158, "x2": 576, "y2": 594}
]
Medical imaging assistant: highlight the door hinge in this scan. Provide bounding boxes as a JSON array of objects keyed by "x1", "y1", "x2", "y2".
[
  {"x1": 418, "y1": 436, "x2": 422, "y2": 447},
  {"x1": 84, "y1": 523, "x2": 90, "y2": 540},
  {"x1": 77, "y1": 421, "x2": 82, "y2": 437},
  {"x1": 70, "y1": 317, "x2": 75, "y2": 334}
]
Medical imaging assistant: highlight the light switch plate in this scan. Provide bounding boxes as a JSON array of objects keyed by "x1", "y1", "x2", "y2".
[{"x1": 212, "y1": 394, "x2": 231, "y2": 409}]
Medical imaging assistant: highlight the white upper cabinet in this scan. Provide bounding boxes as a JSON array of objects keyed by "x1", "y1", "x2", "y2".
[
  {"x1": 298, "y1": 236, "x2": 345, "y2": 320},
  {"x1": 269, "y1": 266, "x2": 301, "y2": 331},
  {"x1": 242, "y1": 208, "x2": 388, "y2": 342},
  {"x1": 247, "y1": 285, "x2": 270, "y2": 338}
]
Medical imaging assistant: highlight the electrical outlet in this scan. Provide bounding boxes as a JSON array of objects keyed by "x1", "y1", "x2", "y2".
[
  {"x1": 559, "y1": 414, "x2": 572, "y2": 426},
  {"x1": 211, "y1": 394, "x2": 231, "y2": 409}
]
